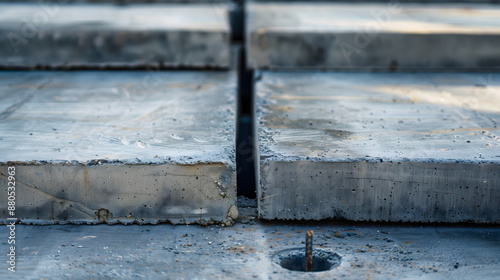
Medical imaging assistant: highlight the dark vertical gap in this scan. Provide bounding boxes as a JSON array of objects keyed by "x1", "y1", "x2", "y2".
[
  {"x1": 234, "y1": 0, "x2": 256, "y2": 198},
  {"x1": 236, "y1": 39, "x2": 256, "y2": 198},
  {"x1": 229, "y1": 1, "x2": 244, "y2": 42}
]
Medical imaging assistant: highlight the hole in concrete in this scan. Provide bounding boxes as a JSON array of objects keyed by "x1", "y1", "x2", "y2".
[{"x1": 272, "y1": 248, "x2": 341, "y2": 272}]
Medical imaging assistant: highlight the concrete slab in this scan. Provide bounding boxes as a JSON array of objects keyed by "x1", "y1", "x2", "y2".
[
  {"x1": 251, "y1": 0, "x2": 500, "y2": 2},
  {"x1": 0, "y1": 4, "x2": 230, "y2": 68},
  {"x1": 255, "y1": 72, "x2": 500, "y2": 223},
  {"x1": 0, "y1": 0, "x2": 234, "y2": 2},
  {"x1": 0, "y1": 71, "x2": 237, "y2": 225},
  {"x1": 246, "y1": 2, "x2": 500, "y2": 70},
  {"x1": 0, "y1": 221, "x2": 499, "y2": 279}
]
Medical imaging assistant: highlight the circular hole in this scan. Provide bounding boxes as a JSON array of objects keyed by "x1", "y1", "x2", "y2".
[{"x1": 272, "y1": 248, "x2": 341, "y2": 272}]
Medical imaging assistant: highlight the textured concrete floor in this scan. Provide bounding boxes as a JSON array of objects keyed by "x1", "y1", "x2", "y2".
[
  {"x1": 0, "y1": 71, "x2": 237, "y2": 225},
  {"x1": 0, "y1": 212, "x2": 499, "y2": 279},
  {"x1": 0, "y1": 0, "x2": 234, "y2": 2},
  {"x1": 246, "y1": 2, "x2": 500, "y2": 70},
  {"x1": 256, "y1": 72, "x2": 500, "y2": 222},
  {"x1": 0, "y1": 4, "x2": 231, "y2": 68}
]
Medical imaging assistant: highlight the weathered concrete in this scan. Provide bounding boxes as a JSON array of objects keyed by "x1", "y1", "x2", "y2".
[
  {"x1": 0, "y1": 0, "x2": 234, "y2": 2},
  {"x1": 0, "y1": 71, "x2": 237, "y2": 225},
  {"x1": 252, "y1": 0, "x2": 500, "y2": 2},
  {"x1": 0, "y1": 221, "x2": 499, "y2": 279},
  {"x1": 256, "y1": 72, "x2": 500, "y2": 223},
  {"x1": 0, "y1": 4, "x2": 230, "y2": 68},
  {"x1": 246, "y1": 2, "x2": 500, "y2": 70}
]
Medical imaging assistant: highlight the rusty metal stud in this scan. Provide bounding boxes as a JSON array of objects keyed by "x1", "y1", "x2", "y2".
[{"x1": 305, "y1": 230, "x2": 313, "y2": 271}]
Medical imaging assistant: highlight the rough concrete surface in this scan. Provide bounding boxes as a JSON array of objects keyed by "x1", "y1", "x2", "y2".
[
  {"x1": 251, "y1": 0, "x2": 500, "y2": 2},
  {"x1": 0, "y1": 71, "x2": 237, "y2": 225},
  {"x1": 0, "y1": 0, "x2": 233, "y2": 2},
  {"x1": 256, "y1": 72, "x2": 500, "y2": 222},
  {"x1": 0, "y1": 220, "x2": 499, "y2": 279},
  {"x1": 0, "y1": 4, "x2": 230, "y2": 68},
  {"x1": 246, "y1": 2, "x2": 500, "y2": 70}
]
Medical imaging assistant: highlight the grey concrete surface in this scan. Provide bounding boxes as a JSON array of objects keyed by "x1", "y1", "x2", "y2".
[
  {"x1": 0, "y1": 219, "x2": 499, "y2": 279},
  {"x1": 0, "y1": 0, "x2": 233, "y2": 2},
  {"x1": 250, "y1": 0, "x2": 499, "y2": 4},
  {"x1": 246, "y1": 2, "x2": 500, "y2": 70},
  {"x1": 0, "y1": 4, "x2": 230, "y2": 68},
  {"x1": 251, "y1": 0, "x2": 500, "y2": 2},
  {"x1": 255, "y1": 72, "x2": 500, "y2": 222},
  {"x1": 0, "y1": 71, "x2": 237, "y2": 225}
]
